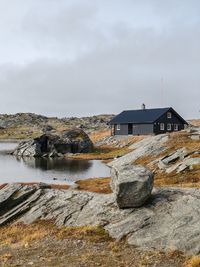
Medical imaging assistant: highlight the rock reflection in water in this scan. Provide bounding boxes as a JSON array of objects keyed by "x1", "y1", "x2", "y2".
[
  {"x1": 20, "y1": 157, "x2": 92, "y2": 173},
  {"x1": 0, "y1": 142, "x2": 110, "y2": 184}
]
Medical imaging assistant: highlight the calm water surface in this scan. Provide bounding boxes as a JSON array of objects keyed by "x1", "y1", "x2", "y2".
[{"x1": 0, "y1": 142, "x2": 110, "y2": 184}]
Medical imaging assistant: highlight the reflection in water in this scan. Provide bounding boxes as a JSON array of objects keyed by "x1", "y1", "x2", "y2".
[
  {"x1": 21, "y1": 157, "x2": 92, "y2": 173},
  {"x1": 0, "y1": 142, "x2": 110, "y2": 185}
]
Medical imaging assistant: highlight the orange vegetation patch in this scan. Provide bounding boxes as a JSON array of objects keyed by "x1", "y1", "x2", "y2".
[
  {"x1": 67, "y1": 146, "x2": 131, "y2": 160},
  {"x1": 48, "y1": 184, "x2": 70, "y2": 190},
  {"x1": 76, "y1": 177, "x2": 112, "y2": 194},
  {"x1": 0, "y1": 183, "x2": 8, "y2": 190},
  {"x1": 166, "y1": 131, "x2": 200, "y2": 152},
  {"x1": 89, "y1": 130, "x2": 111, "y2": 143},
  {"x1": 154, "y1": 169, "x2": 200, "y2": 188},
  {"x1": 184, "y1": 256, "x2": 200, "y2": 267}
]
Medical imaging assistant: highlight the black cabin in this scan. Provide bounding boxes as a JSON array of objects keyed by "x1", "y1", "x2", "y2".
[{"x1": 109, "y1": 106, "x2": 188, "y2": 136}]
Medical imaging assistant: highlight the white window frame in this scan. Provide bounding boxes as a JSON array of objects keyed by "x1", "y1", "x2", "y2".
[
  {"x1": 167, "y1": 112, "x2": 172, "y2": 119},
  {"x1": 167, "y1": 123, "x2": 172, "y2": 131},
  {"x1": 116, "y1": 124, "x2": 121, "y2": 131},
  {"x1": 174, "y1": 124, "x2": 178, "y2": 131},
  {"x1": 160, "y1": 123, "x2": 165, "y2": 131}
]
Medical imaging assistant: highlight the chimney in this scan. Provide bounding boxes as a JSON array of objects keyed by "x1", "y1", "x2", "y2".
[{"x1": 141, "y1": 103, "x2": 146, "y2": 110}]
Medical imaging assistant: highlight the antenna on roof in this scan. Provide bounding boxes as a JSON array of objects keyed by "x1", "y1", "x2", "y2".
[
  {"x1": 141, "y1": 103, "x2": 146, "y2": 110},
  {"x1": 161, "y1": 77, "x2": 164, "y2": 107}
]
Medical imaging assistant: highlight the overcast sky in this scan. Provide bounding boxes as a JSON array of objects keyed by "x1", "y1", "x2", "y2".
[{"x1": 0, "y1": 0, "x2": 199, "y2": 118}]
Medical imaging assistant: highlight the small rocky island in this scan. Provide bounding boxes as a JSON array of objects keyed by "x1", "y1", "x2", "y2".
[{"x1": 12, "y1": 129, "x2": 93, "y2": 157}]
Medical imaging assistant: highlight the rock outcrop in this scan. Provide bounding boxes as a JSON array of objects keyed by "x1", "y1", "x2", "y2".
[
  {"x1": 12, "y1": 129, "x2": 93, "y2": 157},
  {"x1": 157, "y1": 148, "x2": 200, "y2": 174},
  {"x1": 111, "y1": 164, "x2": 154, "y2": 208},
  {"x1": 0, "y1": 184, "x2": 199, "y2": 255},
  {"x1": 95, "y1": 135, "x2": 138, "y2": 148},
  {"x1": 109, "y1": 134, "x2": 169, "y2": 168},
  {"x1": 109, "y1": 133, "x2": 200, "y2": 175}
]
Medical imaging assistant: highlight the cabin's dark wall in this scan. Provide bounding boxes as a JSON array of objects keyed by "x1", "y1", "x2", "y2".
[
  {"x1": 154, "y1": 110, "x2": 185, "y2": 134},
  {"x1": 132, "y1": 124, "x2": 154, "y2": 135},
  {"x1": 114, "y1": 124, "x2": 128, "y2": 135},
  {"x1": 114, "y1": 123, "x2": 154, "y2": 135}
]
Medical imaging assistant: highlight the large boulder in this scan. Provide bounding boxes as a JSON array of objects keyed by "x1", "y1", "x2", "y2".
[
  {"x1": 12, "y1": 129, "x2": 93, "y2": 157},
  {"x1": 61, "y1": 129, "x2": 93, "y2": 153},
  {"x1": 111, "y1": 164, "x2": 154, "y2": 208}
]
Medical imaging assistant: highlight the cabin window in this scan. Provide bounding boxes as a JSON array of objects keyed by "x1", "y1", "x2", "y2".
[
  {"x1": 174, "y1": 124, "x2": 178, "y2": 131},
  {"x1": 167, "y1": 112, "x2": 172, "y2": 118},
  {"x1": 116, "y1": 124, "x2": 121, "y2": 131},
  {"x1": 160, "y1": 123, "x2": 165, "y2": 130},
  {"x1": 167, "y1": 123, "x2": 172, "y2": 131}
]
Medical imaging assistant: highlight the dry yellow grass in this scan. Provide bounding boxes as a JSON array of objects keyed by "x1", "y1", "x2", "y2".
[
  {"x1": 167, "y1": 131, "x2": 200, "y2": 152},
  {"x1": 0, "y1": 221, "x2": 111, "y2": 248},
  {"x1": 89, "y1": 129, "x2": 111, "y2": 143},
  {"x1": 0, "y1": 221, "x2": 187, "y2": 267},
  {"x1": 0, "y1": 223, "x2": 48, "y2": 247},
  {"x1": 67, "y1": 146, "x2": 131, "y2": 160},
  {"x1": 154, "y1": 163, "x2": 200, "y2": 188},
  {"x1": 0, "y1": 253, "x2": 12, "y2": 264},
  {"x1": 56, "y1": 224, "x2": 111, "y2": 242},
  {"x1": 184, "y1": 256, "x2": 200, "y2": 267},
  {"x1": 76, "y1": 177, "x2": 112, "y2": 194}
]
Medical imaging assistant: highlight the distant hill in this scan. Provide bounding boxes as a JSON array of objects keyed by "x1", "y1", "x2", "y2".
[{"x1": 0, "y1": 113, "x2": 114, "y2": 139}]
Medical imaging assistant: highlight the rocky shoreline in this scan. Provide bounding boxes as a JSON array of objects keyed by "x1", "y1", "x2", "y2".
[{"x1": 0, "y1": 183, "x2": 199, "y2": 255}]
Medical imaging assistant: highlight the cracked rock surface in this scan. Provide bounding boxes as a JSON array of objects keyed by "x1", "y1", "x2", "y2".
[
  {"x1": 108, "y1": 134, "x2": 169, "y2": 168},
  {"x1": 0, "y1": 184, "x2": 199, "y2": 255}
]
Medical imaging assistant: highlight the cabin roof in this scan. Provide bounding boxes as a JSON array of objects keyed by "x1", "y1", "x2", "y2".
[{"x1": 109, "y1": 107, "x2": 187, "y2": 124}]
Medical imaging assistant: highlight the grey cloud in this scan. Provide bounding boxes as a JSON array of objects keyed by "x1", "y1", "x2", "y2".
[{"x1": 0, "y1": 0, "x2": 199, "y2": 119}]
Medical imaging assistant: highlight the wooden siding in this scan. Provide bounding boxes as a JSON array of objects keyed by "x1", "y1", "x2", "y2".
[
  {"x1": 154, "y1": 110, "x2": 185, "y2": 135},
  {"x1": 114, "y1": 124, "x2": 128, "y2": 135},
  {"x1": 132, "y1": 124, "x2": 154, "y2": 135},
  {"x1": 114, "y1": 124, "x2": 154, "y2": 135}
]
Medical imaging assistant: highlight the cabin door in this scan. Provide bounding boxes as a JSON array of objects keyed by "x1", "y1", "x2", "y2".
[{"x1": 128, "y1": 124, "x2": 133, "y2": 135}]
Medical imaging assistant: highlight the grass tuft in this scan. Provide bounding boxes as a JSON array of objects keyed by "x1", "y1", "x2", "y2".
[
  {"x1": 184, "y1": 256, "x2": 200, "y2": 267},
  {"x1": 66, "y1": 146, "x2": 131, "y2": 160},
  {"x1": 0, "y1": 221, "x2": 112, "y2": 248},
  {"x1": 75, "y1": 177, "x2": 112, "y2": 194}
]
